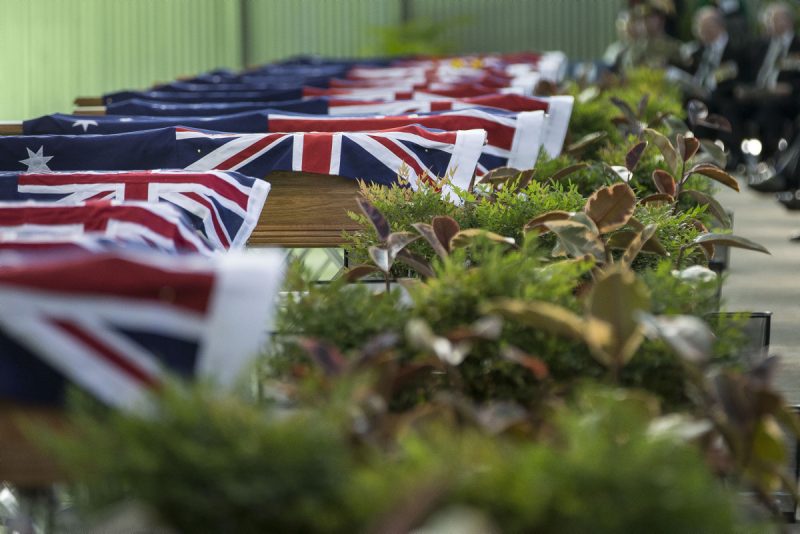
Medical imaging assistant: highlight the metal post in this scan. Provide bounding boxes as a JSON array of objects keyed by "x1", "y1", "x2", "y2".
[
  {"x1": 240, "y1": 0, "x2": 252, "y2": 69},
  {"x1": 400, "y1": 0, "x2": 412, "y2": 24}
]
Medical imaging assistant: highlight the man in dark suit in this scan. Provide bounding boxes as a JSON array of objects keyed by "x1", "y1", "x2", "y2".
[
  {"x1": 682, "y1": 7, "x2": 748, "y2": 166},
  {"x1": 746, "y1": 2, "x2": 800, "y2": 189}
]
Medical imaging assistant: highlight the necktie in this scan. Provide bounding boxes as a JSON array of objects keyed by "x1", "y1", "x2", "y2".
[
  {"x1": 695, "y1": 46, "x2": 718, "y2": 90},
  {"x1": 757, "y1": 38, "x2": 786, "y2": 89}
]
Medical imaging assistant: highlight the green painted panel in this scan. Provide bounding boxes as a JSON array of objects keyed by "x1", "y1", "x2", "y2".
[
  {"x1": 0, "y1": 0, "x2": 242, "y2": 121},
  {"x1": 0, "y1": 0, "x2": 639, "y2": 122},
  {"x1": 244, "y1": 0, "x2": 401, "y2": 65},
  {"x1": 411, "y1": 0, "x2": 623, "y2": 61},
  {"x1": 246, "y1": 0, "x2": 622, "y2": 64}
]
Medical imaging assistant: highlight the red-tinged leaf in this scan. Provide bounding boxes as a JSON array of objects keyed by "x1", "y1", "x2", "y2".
[
  {"x1": 343, "y1": 264, "x2": 382, "y2": 282},
  {"x1": 412, "y1": 222, "x2": 448, "y2": 259},
  {"x1": 357, "y1": 196, "x2": 390, "y2": 241},
  {"x1": 644, "y1": 128, "x2": 680, "y2": 173},
  {"x1": 697, "y1": 113, "x2": 732, "y2": 133},
  {"x1": 687, "y1": 164, "x2": 740, "y2": 192},
  {"x1": 694, "y1": 233, "x2": 771, "y2": 255},
  {"x1": 550, "y1": 162, "x2": 588, "y2": 182},
  {"x1": 639, "y1": 193, "x2": 674, "y2": 205},
  {"x1": 680, "y1": 190, "x2": 732, "y2": 227},
  {"x1": 584, "y1": 182, "x2": 637, "y2": 233},
  {"x1": 432, "y1": 216, "x2": 460, "y2": 252},
  {"x1": 565, "y1": 132, "x2": 608, "y2": 156},
  {"x1": 652, "y1": 169, "x2": 677, "y2": 196},
  {"x1": 395, "y1": 249, "x2": 435, "y2": 278},
  {"x1": 626, "y1": 141, "x2": 648, "y2": 172},
  {"x1": 524, "y1": 210, "x2": 573, "y2": 235},
  {"x1": 678, "y1": 135, "x2": 700, "y2": 162},
  {"x1": 297, "y1": 338, "x2": 346, "y2": 376}
]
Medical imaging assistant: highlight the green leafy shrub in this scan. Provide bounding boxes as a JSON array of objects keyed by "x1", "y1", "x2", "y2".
[
  {"x1": 346, "y1": 179, "x2": 707, "y2": 273},
  {"x1": 567, "y1": 67, "x2": 683, "y2": 157},
  {"x1": 452, "y1": 388, "x2": 738, "y2": 533},
  {"x1": 51, "y1": 386, "x2": 752, "y2": 534},
  {"x1": 51, "y1": 388, "x2": 358, "y2": 534},
  {"x1": 269, "y1": 264, "x2": 410, "y2": 374}
]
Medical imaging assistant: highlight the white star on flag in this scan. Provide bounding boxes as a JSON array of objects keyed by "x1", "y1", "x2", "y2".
[
  {"x1": 72, "y1": 119, "x2": 99, "y2": 132},
  {"x1": 19, "y1": 146, "x2": 53, "y2": 172}
]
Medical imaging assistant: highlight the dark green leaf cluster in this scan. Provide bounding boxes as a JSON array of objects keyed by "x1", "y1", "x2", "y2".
[
  {"x1": 50, "y1": 388, "x2": 358, "y2": 534},
  {"x1": 51, "y1": 386, "x2": 745, "y2": 534}
]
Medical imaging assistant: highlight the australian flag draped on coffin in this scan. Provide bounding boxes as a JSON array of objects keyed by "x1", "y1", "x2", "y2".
[
  {"x1": 0, "y1": 249, "x2": 284, "y2": 409},
  {"x1": 0, "y1": 125, "x2": 486, "y2": 199},
  {"x1": 104, "y1": 97, "x2": 329, "y2": 116},
  {"x1": 0, "y1": 170, "x2": 269, "y2": 251},
  {"x1": 23, "y1": 94, "x2": 551, "y2": 135},
  {"x1": 0, "y1": 201, "x2": 214, "y2": 255}
]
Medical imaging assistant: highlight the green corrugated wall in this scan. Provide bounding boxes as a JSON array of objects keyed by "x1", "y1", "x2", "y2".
[
  {"x1": 244, "y1": 0, "x2": 622, "y2": 65},
  {"x1": 410, "y1": 0, "x2": 622, "y2": 61},
  {"x1": 2, "y1": 0, "x2": 684, "y2": 121},
  {"x1": 0, "y1": 0, "x2": 242, "y2": 121},
  {"x1": 244, "y1": 0, "x2": 402, "y2": 65}
]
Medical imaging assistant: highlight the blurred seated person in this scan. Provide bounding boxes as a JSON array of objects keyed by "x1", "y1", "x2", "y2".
[
  {"x1": 669, "y1": 7, "x2": 747, "y2": 165},
  {"x1": 713, "y1": 0, "x2": 750, "y2": 47},
  {"x1": 604, "y1": 5, "x2": 683, "y2": 73},
  {"x1": 636, "y1": 5, "x2": 684, "y2": 69},
  {"x1": 603, "y1": 10, "x2": 643, "y2": 72},
  {"x1": 740, "y1": 2, "x2": 800, "y2": 176}
]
